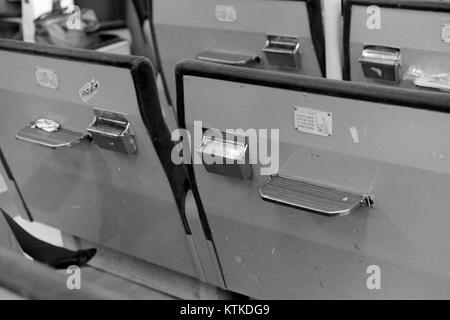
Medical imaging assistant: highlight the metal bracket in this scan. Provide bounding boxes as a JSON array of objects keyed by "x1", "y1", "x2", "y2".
[
  {"x1": 263, "y1": 34, "x2": 301, "y2": 70},
  {"x1": 196, "y1": 129, "x2": 252, "y2": 180},
  {"x1": 359, "y1": 45, "x2": 402, "y2": 82},
  {"x1": 87, "y1": 108, "x2": 137, "y2": 155}
]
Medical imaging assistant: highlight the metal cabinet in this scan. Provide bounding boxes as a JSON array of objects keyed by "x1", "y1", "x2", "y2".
[{"x1": 177, "y1": 59, "x2": 450, "y2": 299}]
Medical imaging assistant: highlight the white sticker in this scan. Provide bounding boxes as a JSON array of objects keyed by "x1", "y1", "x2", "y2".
[
  {"x1": 35, "y1": 67, "x2": 58, "y2": 89},
  {"x1": 294, "y1": 106, "x2": 332, "y2": 137},
  {"x1": 442, "y1": 24, "x2": 450, "y2": 43},
  {"x1": 0, "y1": 172, "x2": 7, "y2": 194},
  {"x1": 79, "y1": 78, "x2": 100, "y2": 103},
  {"x1": 215, "y1": 5, "x2": 237, "y2": 23},
  {"x1": 349, "y1": 126, "x2": 360, "y2": 144}
]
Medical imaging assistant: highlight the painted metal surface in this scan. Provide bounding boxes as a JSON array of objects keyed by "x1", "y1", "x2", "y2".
[
  {"x1": 153, "y1": 0, "x2": 323, "y2": 103},
  {"x1": 323, "y1": 0, "x2": 343, "y2": 79},
  {"x1": 0, "y1": 213, "x2": 21, "y2": 253},
  {"x1": 0, "y1": 50, "x2": 199, "y2": 278},
  {"x1": 183, "y1": 75, "x2": 450, "y2": 299},
  {"x1": 347, "y1": 3, "x2": 450, "y2": 90}
]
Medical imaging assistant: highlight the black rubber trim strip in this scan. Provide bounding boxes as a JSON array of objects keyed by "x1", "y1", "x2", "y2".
[
  {"x1": 305, "y1": 0, "x2": 326, "y2": 77},
  {"x1": 147, "y1": 0, "x2": 173, "y2": 106},
  {"x1": 0, "y1": 147, "x2": 32, "y2": 221},
  {"x1": 176, "y1": 59, "x2": 450, "y2": 131},
  {"x1": 176, "y1": 59, "x2": 450, "y2": 112},
  {"x1": 176, "y1": 58, "x2": 450, "y2": 239},
  {"x1": 0, "y1": 39, "x2": 191, "y2": 234},
  {"x1": 133, "y1": 0, "x2": 149, "y2": 25},
  {"x1": 97, "y1": 20, "x2": 128, "y2": 32},
  {"x1": 342, "y1": 0, "x2": 450, "y2": 80},
  {"x1": 0, "y1": 39, "x2": 141, "y2": 69},
  {"x1": 276, "y1": 0, "x2": 326, "y2": 77},
  {"x1": 342, "y1": 1, "x2": 352, "y2": 81},
  {"x1": 131, "y1": 58, "x2": 192, "y2": 236},
  {"x1": 345, "y1": 0, "x2": 450, "y2": 11}
]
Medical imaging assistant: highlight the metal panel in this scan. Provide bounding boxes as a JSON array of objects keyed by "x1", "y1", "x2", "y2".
[
  {"x1": 153, "y1": 0, "x2": 324, "y2": 104},
  {"x1": 181, "y1": 68, "x2": 450, "y2": 299},
  {"x1": 0, "y1": 48, "x2": 199, "y2": 278},
  {"x1": 345, "y1": 1, "x2": 450, "y2": 91}
]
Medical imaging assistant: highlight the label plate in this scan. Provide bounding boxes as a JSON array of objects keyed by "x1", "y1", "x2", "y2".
[
  {"x1": 35, "y1": 67, "x2": 58, "y2": 89},
  {"x1": 442, "y1": 24, "x2": 450, "y2": 43},
  {"x1": 294, "y1": 106, "x2": 332, "y2": 137},
  {"x1": 215, "y1": 5, "x2": 237, "y2": 23}
]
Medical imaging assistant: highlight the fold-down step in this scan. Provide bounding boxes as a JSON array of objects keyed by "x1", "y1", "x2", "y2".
[{"x1": 259, "y1": 175, "x2": 373, "y2": 216}]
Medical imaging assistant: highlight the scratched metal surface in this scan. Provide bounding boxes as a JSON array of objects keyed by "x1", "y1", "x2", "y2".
[
  {"x1": 153, "y1": 0, "x2": 322, "y2": 103},
  {"x1": 0, "y1": 50, "x2": 199, "y2": 279},
  {"x1": 184, "y1": 75, "x2": 450, "y2": 299}
]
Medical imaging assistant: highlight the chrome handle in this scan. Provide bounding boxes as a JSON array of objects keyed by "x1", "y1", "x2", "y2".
[
  {"x1": 359, "y1": 45, "x2": 402, "y2": 82},
  {"x1": 195, "y1": 129, "x2": 252, "y2": 180},
  {"x1": 197, "y1": 50, "x2": 260, "y2": 66},
  {"x1": 259, "y1": 175, "x2": 374, "y2": 217},
  {"x1": 263, "y1": 35, "x2": 301, "y2": 69},
  {"x1": 16, "y1": 119, "x2": 88, "y2": 149}
]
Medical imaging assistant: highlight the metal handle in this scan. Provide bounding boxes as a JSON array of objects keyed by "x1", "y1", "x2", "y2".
[
  {"x1": 263, "y1": 35, "x2": 301, "y2": 69},
  {"x1": 259, "y1": 175, "x2": 374, "y2": 217},
  {"x1": 16, "y1": 119, "x2": 88, "y2": 150},
  {"x1": 197, "y1": 50, "x2": 260, "y2": 66},
  {"x1": 358, "y1": 45, "x2": 402, "y2": 82},
  {"x1": 195, "y1": 129, "x2": 252, "y2": 180}
]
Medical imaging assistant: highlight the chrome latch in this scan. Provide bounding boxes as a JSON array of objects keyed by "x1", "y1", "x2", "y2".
[
  {"x1": 87, "y1": 108, "x2": 137, "y2": 155},
  {"x1": 263, "y1": 35, "x2": 301, "y2": 70},
  {"x1": 359, "y1": 45, "x2": 402, "y2": 82},
  {"x1": 196, "y1": 129, "x2": 252, "y2": 180}
]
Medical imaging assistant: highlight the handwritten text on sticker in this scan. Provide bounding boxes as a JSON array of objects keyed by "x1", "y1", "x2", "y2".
[{"x1": 79, "y1": 79, "x2": 100, "y2": 103}]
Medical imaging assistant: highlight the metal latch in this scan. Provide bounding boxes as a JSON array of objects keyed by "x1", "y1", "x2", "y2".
[
  {"x1": 359, "y1": 45, "x2": 402, "y2": 82},
  {"x1": 263, "y1": 35, "x2": 301, "y2": 70},
  {"x1": 87, "y1": 108, "x2": 137, "y2": 155},
  {"x1": 196, "y1": 129, "x2": 252, "y2": 180}
]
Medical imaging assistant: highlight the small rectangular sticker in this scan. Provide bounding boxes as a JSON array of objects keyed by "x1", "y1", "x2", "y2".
[
  {"x1": 215, "y1": 5, "x2": 237, "y2": 23},
  {"x1": 79, "y1": 78, "x2": 100, "y2": 103},
  {"x1": 294, "y1": 106, "x2": 332, "y2": 137},
  {"x1": 442, "y1": 24, "x2": 450, "y2": 43},
  {"x1": 35, "y1": 67, "x2": 58, "y2": 89}
]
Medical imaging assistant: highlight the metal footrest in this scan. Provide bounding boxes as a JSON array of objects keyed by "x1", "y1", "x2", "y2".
[{"x1": 259, "y1": 175, "x2": 373, "y2": 216}]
